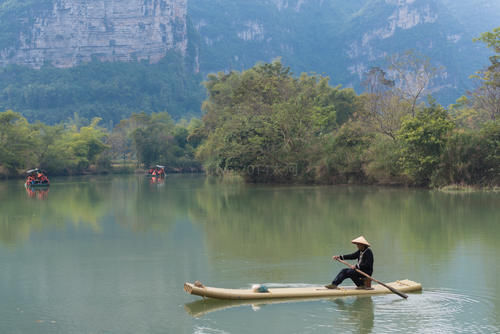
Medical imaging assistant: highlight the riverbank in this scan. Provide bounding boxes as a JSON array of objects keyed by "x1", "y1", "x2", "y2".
[
  {"x1": 3, "y1": 166, "x2": 497, "y2": 191},
  {"x1": 438, "y1": 184, "x2": 500, "y2": 193}
]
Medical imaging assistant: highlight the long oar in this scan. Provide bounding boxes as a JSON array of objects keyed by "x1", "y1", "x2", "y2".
[{"x1": 335, "y1": 258, "x2": 408, "y2": 299}]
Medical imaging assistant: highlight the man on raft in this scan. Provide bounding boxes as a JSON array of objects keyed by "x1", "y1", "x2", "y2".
[{"x1": 325, "y1": 236, "x2": 374, "y2": 289}]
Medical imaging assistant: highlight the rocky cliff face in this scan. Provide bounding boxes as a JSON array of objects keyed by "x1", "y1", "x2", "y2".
[{"x1": 0, "y1": 0, "x2": 188, "y2": 68}]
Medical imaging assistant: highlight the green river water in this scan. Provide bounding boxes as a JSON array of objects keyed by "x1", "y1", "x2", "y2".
[{"x1": 0, "y1": 175, "x2": 499, "y2": 333}]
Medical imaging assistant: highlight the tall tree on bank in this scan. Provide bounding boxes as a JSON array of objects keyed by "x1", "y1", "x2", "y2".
[
  {"x1": 397, "y1": 101, "x2": 455, "y2": 186},
  {"x1": 196, "y1": 60, "x2": 359, "y2": 182},
  {"x1": 389, "y1": 50, "x2": 442, "y2": 117},
  {"x1": 122, "y1": 112, "x2": 202, "y2": 171},
  {"x1": 359, "y1": 51, "x2": 441, "y2": 140},
  {"x1": 0, "y1": 110, "x2": 34, "y2": 174},
  {"x1": 471, "y1": 27, "x2": 500, "y2": 120},
  {"x1": 359, "y1": 67, "x2": 402, "y2": 140}
]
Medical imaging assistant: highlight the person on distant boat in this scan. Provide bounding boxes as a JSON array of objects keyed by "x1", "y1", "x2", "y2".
[{"x1": 325, "y1": 236, "x2": 374, "y2": 290}]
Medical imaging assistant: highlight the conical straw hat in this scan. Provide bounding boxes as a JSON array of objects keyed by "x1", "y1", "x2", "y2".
[{"x1": 351, "y1": 236, "x2": 370, "y2": 247}]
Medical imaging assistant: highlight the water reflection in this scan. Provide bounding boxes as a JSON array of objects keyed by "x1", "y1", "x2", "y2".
[
  {"x1": 0, "y1": 175, "x2": 205, "y2": 245},
  {"x1": 184, "y1": 295, "x2": 375, "y2": 328},
  {"x1": 148, "y1": 176, "x2": 165, "y2": 185},
  {"x1": 188, "y1": 180, "x2": 500, "y2": 264},
  {"x1": 334, "y1": 297, "x2": 374, "y2": 334},
  {"x1": 25, "y1": 187, "x2": 50, "y2": 200},
  {"x1": 3, "y1": 175, "x2": 499, "y2": 252}
]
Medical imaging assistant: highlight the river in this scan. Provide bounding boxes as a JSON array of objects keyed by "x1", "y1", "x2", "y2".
[{"x1": 0, "y1": 175, "x2": 498, "y2": 333}]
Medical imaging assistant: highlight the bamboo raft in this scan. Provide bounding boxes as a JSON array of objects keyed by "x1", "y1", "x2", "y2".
[{"x1": 184, "y1": 279, "x2": 422, "y2": 300}]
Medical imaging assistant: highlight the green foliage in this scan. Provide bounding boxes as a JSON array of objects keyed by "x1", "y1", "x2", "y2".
[
  {"x1": 196, "y1": 56, "x2": 498, "y2": 187},
  {"x1": 397, "y1": 103, "x2": 455, "y2": 186},
  {"x1": 114, "y1": 112, "x2": 201, "y2": 171},
  {"x1": 0, "y1": 110, "x2": 34, "y2": 173},
  {"x1": 196, "y1": 60, "x2": 357, "y2": 182},
  {"x1": 473, "y1": 27, "x2": 500, "y2": 77},
  {"x1": 0, "y1": 110, "x2": 110, "y2": 176},
  {"x1": 364, "y1": 135, "x2": 404, "y2": 184},
  {"x1": 65, "y1": 118, "x2": 109, "y2": 170},
  {"x1": 322, "y1": 122, "x2": 374, "y2": 184},
  {"x1": 433, "y1": 122, "x2": 499, "y2": 187},
  {"x1": 0, "y1": 110, "x2": 203, "y2": 177},
  {"x1": 470, "y1": 27, "x2": 500, "y2": 121},
  {"x1": 448, "y1": 96, "x2": 490, "y2": 129}
]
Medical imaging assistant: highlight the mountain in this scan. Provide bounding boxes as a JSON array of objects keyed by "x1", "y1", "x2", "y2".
[
  {"x1": 0, "y1": 0, "x2": 188, "y2": 68},
  {"x1": 189, "y1": 0, "x2": 497, "y2": 104},
  {"x1": 0, "y1": 0, "x2": 498, "y2": 124}
]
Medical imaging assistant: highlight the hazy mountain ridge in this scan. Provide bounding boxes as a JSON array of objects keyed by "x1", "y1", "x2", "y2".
[
  {"x1": 190, "y1": 0, "x2": 495, "y2": 104},
  {"x1": 342, "y1": 0, "x2": 484, "y2": 99}
]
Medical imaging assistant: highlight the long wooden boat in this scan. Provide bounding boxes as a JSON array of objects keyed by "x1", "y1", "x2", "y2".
[{"x1": 184, "y1": 279, "x2": 422, "y2": 300}]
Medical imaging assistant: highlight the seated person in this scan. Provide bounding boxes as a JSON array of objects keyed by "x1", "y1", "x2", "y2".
[{"x1": 325, "y1": 236, "x2": 374, "y2": 289}]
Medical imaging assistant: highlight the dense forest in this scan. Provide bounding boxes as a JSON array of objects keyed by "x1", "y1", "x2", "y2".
[
  {"x1": 0, "y1": 28, "x2": 498, "y2": 187},
  {"x1": 0, "y1": 52, "x2": 205, "y2": 125}
]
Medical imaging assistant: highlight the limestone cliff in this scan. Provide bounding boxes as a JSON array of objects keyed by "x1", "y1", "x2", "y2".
[{"x1": 0, "y1": 0, "x2": 188, "y2": 68}]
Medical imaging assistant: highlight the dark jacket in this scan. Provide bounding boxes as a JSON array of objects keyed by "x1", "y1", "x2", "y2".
[{"x1": 340, "y1": 248, "x2": 374, "y2": 276}]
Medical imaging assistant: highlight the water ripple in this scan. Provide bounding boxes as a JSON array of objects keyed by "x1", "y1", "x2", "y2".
[{"x1": 369, "y1": 289, "x2": 496, "y2": 333}]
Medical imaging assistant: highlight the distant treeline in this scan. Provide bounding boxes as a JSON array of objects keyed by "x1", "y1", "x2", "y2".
[
  {"x1": 1, "y1": 28, "x2": 498, "y2": 187},
  {"x1": 0, "y1": 110, "x2": 203, "y2": 177}
]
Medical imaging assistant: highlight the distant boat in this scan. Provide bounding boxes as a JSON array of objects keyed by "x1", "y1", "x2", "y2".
[
  {"x1": 25, "y1": 168, "x2": 50, "y2": 188},
  {"x1": 146, "y1": 165, "x2": 167, "y2": 177}
]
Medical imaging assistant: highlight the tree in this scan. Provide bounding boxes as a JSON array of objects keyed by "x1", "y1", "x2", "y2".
[
  {"x1": 108, "y1": 119, "x2": 133, "y2": 162},
  {"x1": 436, "y1": 120, "x2": 499, "y2": 186},
  {"x1": 397, "y1": 102, "x2": 455, "y2": 186},
  {"x1": 196, "y1": 59, "x2": 359, "y2": 182},
  {"x1": 359, "y1": 52, "x2": 440, "y2": 140},
  {"x1": 360, "y1": 67, "x2": 407, "y2": 140},
  {"x1": 0, "y1": 110, "x2": 34, "y2": 174},
  {"x1": 470, "y1": 74, "x2": 500, "y2": 120},
  {"x1": 471, "y1": 27, "x2": 500, "y2": 120},
  {"x1": 63, "y1": 118, "x2": 109, "y2": 171},
  {"x1": 474, "y1": 27, "x2": 500, "y2": 81},
  {"x1": 31, "y1": 122, "x2": 65, "y2": 166},
  {"x1": 389, "y1": 50, "x2": 442, "y2": 116}
]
